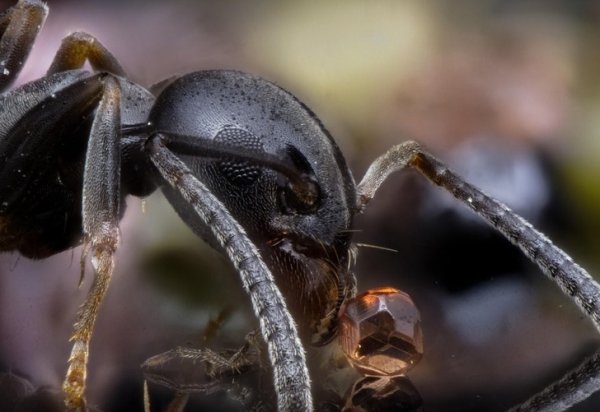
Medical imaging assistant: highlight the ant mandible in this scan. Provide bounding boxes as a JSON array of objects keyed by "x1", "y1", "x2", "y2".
[{"x1": 1, "y1": 1, "x2": 600, "y2": 411}]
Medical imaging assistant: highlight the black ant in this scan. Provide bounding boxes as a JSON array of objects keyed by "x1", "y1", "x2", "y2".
[{"x1": 1, "y1": 1, "x2": 599, "y2": 411}]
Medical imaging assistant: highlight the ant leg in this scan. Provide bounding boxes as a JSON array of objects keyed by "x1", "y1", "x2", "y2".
[
  {"x1": 142, "y1": 331, "x2": 262, "y2": 410},
  {"x1": 142, "y1": 332, "x2": 261, "y2": 392},
  {"x1": 47, "y1": 31, "x2": 125, "y2": 76},
  {"x1": 508, "y1": 349, "x2": 600, "y2": 411},
  {"x1": 62, "y1": 75, "x2": 122, "y2": 411},
  {"x1": 357, "y1": 141, "x2": 600, "y2": 331},
  {"x1": 0, "y1": 0, "x2": 48, "y2": 91},
  {"x1": 147, "y1": 135, "x2": 313, "y2": 412},
  {"x1": 357, "y1": 140, "x2": 600, "y2": 410},
  {"x1": 357, "y1": 140, "x2": 600, "y2": 330}
]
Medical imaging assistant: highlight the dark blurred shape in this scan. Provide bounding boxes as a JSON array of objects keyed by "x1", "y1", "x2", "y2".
[
  {"x1": 0, "y1": 373, "x2": 34, "y2": 412},
  {"x1": 141, "y1": 246, "x2": 234, "y2": 310},
  {"x1": 0, "y1": 372, "x2": 82, "y2": 412},
  {"x1": 415, "y1": 141, "x2": 573, "y2": 293}
]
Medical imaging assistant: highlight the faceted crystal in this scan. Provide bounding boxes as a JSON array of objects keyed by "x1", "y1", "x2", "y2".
[
  {"x1": 343, "y1": 376, "x2": 423, "y2": 411},
  {"x1": 338, "y1": 287, "x2": 423, "y2": 376}
]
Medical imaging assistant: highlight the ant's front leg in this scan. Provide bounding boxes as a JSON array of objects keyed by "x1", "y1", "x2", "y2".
[
  {"x1": 357, "y1": 141, "x2": 600, "y2": 330},
  {"x1": 357, "y1": 140, "x2": 600, "y2": 410},
  {"x1": 0, "y1": 0, "x2": 48, "y2": 91},
  {"x1": 63, "y1": 75, "x2": 123, "y2": 412}
]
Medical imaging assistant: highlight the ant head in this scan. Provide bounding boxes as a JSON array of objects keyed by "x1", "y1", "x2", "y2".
[{"x1": 148, "y1": 70, "x2": 357, "y2": 341}]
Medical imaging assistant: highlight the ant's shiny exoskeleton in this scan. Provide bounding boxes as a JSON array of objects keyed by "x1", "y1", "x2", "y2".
[{"x1": 2, "y1": 1, "x2": 600, "y2": 411}]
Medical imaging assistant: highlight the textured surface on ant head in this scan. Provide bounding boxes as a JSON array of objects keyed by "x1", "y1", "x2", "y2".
[
  {"x1": 150, "y1": 70, "x2": 358, "y2": 338},
  {"x1": 151, "y1": 70, "x2": 356, "y2": 255}
]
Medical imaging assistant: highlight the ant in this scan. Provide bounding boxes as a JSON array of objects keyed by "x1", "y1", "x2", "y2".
[{"x1": 1, "y1": 1, "x2": 600, "y2": 411}]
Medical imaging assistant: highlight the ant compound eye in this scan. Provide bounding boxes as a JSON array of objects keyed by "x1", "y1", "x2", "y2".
[
  {"x1": 214, "y1": 128, "x2": 263, "y2": 186},
  {"x1": 338, "y1": 287, "x2": 423, "y2": 377}
]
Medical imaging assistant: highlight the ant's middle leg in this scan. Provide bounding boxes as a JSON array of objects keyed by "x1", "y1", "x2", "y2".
[
  {"x1": 0, "y1": 69, "x2": 124, "y2": 409},
  {"x1": 47, "y1": 32, "x2": 126, "y2": 76},
  {"x1": 63, "y1": 74, "x2": 123, "y2": 411}
]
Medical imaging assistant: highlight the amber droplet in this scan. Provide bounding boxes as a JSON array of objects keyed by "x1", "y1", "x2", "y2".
[{"x1": 338, "y1": 287, "x2": 423, "y2": 377}]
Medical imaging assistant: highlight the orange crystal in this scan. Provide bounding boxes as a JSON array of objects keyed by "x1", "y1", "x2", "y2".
[{"x1": 338, "y1": 287, "x2": 423, "y2": 376}]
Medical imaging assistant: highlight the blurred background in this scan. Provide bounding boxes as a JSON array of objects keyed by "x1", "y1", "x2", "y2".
[{"x1": 1, "y1": 0, "x2": 600, "y2": 410}]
